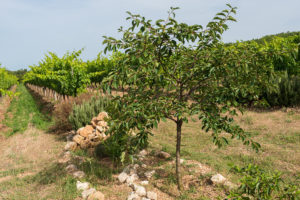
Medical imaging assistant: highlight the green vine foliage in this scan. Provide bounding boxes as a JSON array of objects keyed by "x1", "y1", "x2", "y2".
[
  {"x1": 228, "y1": 34, "x2": 300, "y2": 107},
  {"x1": 0, "y1": 66, "x2": 18, "y2": 97},
  {"x1": 23, "y1": 50, "x2": 117, "y2": 97},
  {"x1": 24, "y1": 50, "x2": 90, "y2": 97},
  {"x1": 87, "y1": 52, "x2": 123, "y2": 84}
]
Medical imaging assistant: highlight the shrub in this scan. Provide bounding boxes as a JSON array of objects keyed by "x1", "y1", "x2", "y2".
[
  {"x1": 228, "y1": 164, "x2": 300, "y2": 199},
  {"x1": 68, "y1": 95, "x2": 110, "y2": 130},
  {"x1": 265, "y1": 74, "x2": 300, "y2": 107},
  {"x1": 52, "y1": 92, "x2": 97, "y2": 132},
  {"x1": 97, "y1": 131, "x2": 145, "y2": 164}
]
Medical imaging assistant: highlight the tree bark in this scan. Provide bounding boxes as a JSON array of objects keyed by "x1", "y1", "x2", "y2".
[{"x1": 176, "y1": 119, "x2": 183, "y2": 191}]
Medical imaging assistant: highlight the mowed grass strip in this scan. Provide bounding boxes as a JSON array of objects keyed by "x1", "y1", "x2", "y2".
[
  {"x1": 3, "y1": 84, "x2": 52, "y2": 136},
  {"x1": 150, "y1": 109, "x2": 300, "y2": 186}
]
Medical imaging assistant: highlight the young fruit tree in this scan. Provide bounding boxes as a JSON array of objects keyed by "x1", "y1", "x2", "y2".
[{"x1": 102, "y1": 4, "x2": 273, "y2": 190}]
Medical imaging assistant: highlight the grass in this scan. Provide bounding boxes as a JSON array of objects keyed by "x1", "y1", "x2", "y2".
[
  {"x1": 72, "y1": 149, "x2": 121, "y2": 184},
  {"x1": 149, "y1": 109, "x2": 300, "y2": 199},
  {"x1": 68, "y1": 149, "x2": 131, "y2": 199},
  {"x1": 0, "y1": 168, "x2": 27, "y2": 178},
  {"x1": 3, "y1": 84, "x2": 53, "y2": 137},
  {"x1": 0, "y1": 164, "x2": 80, "y2": 200}
]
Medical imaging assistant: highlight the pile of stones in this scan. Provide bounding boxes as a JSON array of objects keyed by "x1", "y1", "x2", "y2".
[
  {"x1": 76, "y1": 180, "x2": 105, "y2": 200},
  {"x1": 65, "y1": 112, "x2": 109, "y2": 151}
]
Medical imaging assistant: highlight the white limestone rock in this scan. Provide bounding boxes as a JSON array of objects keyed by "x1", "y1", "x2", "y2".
[
  {"x1": 147, "y1": 191, "x2": 157, "y2": 200},
  {"x1": 127, "y1": 192, "x2": 141, "y2": 200},
  {"x1": 135, "y1": 185, "x2": 146, "y2": 197},
  {"x1": 126, "y1": 174, "x2": 139, "y2": 184},
  {"x1": 118, "y1": 172, "x2": 129, "y2": 183},
  {"x1": 76, "y1": 181, "x2": 89, "y2": 191},
  {"x1": 144, "y1": 170, "x2": 155, "y2": 179},
  {"x1": 82, "y1": 188, "x2": 96, "y2": 199},
  {"x1": 211, "y1": 174, "x2": 226, "y2": 184},
  {"x1": 140, "y1": 180, "x2": 149, "y2": 185}
]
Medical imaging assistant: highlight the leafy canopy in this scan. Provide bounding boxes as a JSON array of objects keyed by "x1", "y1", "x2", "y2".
[{"x1": 103, "y1": 5, "x2": 273, "y2": 154}]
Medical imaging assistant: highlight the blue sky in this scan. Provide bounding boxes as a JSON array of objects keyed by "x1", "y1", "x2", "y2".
[{"x1": 0, "y1": 0, "x2": 299, "y2": 70}]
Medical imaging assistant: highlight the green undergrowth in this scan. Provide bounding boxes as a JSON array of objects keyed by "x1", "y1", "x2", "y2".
[{"x1": 3, "y1": 84, "x2": 52, "y2": 137}]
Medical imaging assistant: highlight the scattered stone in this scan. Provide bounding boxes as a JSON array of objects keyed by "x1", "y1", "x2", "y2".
[
  {"x1": 73, "y1": 155, "x2": 86, "y2": 164},
  {"x1": 82, "y1": 188, "x2": 96, "y2": 199},
  {"x1": 126, "y1": 174, "x2": 139, "y2": 184},
  {"x1": 64, "y1": 141, "x2": 77, "y2": 151},
  {"x1": 211, "y1": 174, "x2": 226, "y2": 184},
  {"x1": 146, "y1": 191, "x2": 157, "y2": 200},
  {"x1": 76, "y1": 181, "x2": 89, "y2": 191},
  {"x1": 140, "y1": 180, "x2": 149, "y2": 185},
  {"x1": 123, "y1": 165, "x2": 137, "y2": 175},
  {"x1": 144, "y1": 170, "x2": 155, "y2": 179},
  {"x1": 87, "y1": 191, "x2": 105, "y2": 200},
  {"x1": 138, "y1": 157, "x2": 144, "y2": 161},
  {"x1": 58, "y1": 151, "x2": 71, "y2": 163},
  {"x1": 64, "y1": 151, "x2": 71, "y2": 156},
  {"x1": 138, "y1": 150, "x2": 148, "y2": 157},
  {"x1": 135, "y1": 185, "x2": 146, "y2": 197},
  {"x1": 66, "y1": 164, "x2": 78, "y2": 173},
  {"x1": 157, "y1": 151, "x2": 171, "y2": 159},
  {"x1": 141, "y1": 164, "x2": 147, "y2": 168},
  {"x1": 127, "y1": 192, "x2": 141, "y2": 200},
  {"x1": 129, "y1": 183, "x2": 138, "y2": 190},
  {"x1": 118, "y1": 172, "x2": 129, "y2": 183},
  {"x1": 142, "y1": 198, "x2": 150, "y2": 200},
  {"x1": 73, "y1": 171, "x2": 86, "y2": 179}
]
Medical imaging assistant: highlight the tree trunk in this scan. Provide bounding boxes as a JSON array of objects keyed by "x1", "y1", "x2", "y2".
[{"x1": 176, "y1": 119, "x2": 183, "y2": 190}]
